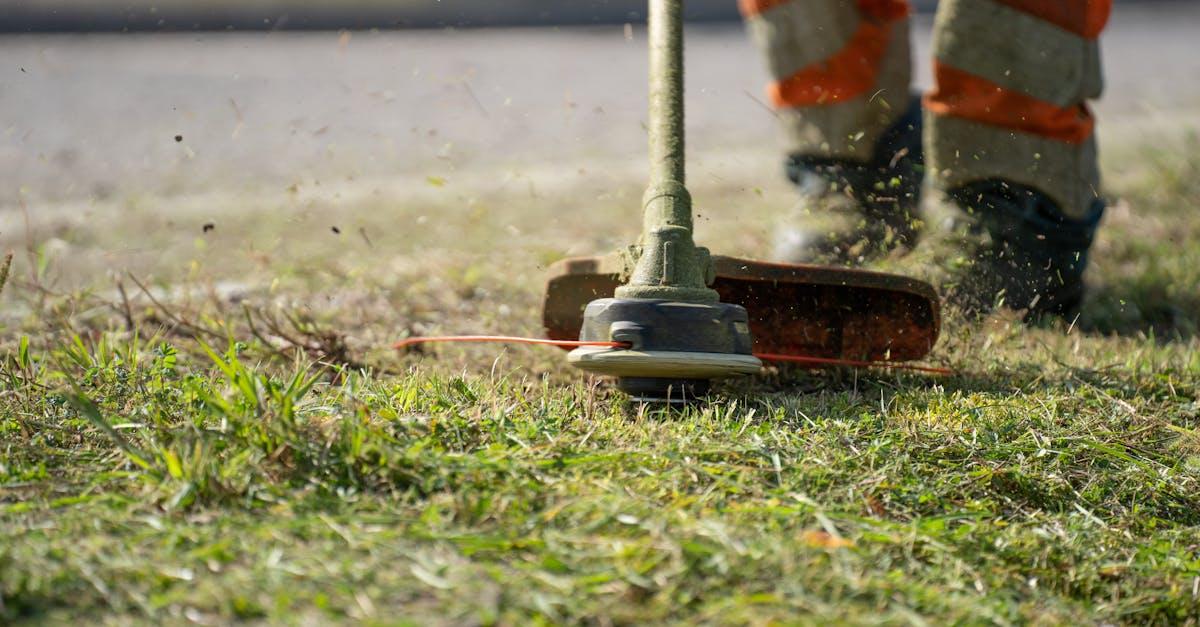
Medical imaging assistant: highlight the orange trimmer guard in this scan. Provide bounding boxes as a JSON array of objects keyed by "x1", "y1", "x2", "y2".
[{"x1": 543, "y1": 255, "x2": 941, "y2": 363}]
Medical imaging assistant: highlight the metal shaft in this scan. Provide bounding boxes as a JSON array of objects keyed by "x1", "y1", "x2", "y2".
[
  {"x1": 648, "y1": 0, "x2": 685, "y2": 187},
  {"x1": 615, "y1": 0, "x2": 718, "y2": 303}
]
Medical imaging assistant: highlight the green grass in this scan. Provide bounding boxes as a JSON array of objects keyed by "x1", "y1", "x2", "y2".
[{"x1": 2, "y1": 131, "x2": 1200, "y2": 624}]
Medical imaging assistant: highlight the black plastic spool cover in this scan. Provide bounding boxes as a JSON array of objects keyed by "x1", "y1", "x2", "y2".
[{"x1": 577, "y1": 298, "x2": 755, "y2": 403}]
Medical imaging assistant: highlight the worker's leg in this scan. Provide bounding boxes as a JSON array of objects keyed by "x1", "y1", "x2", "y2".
[
  {"x1": 742, "y1": 0, "x2": 913, "y2": 159},
  {"x1": 923, "y1": 0, "x2": 1112, "y2": 314},
  {"x1": 742, "y1": 0, "x2": 922, "y2": 264}
]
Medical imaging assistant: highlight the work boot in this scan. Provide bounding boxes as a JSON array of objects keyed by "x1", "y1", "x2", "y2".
[
  {"x1": 918, "y1": 180, "x2": 1105, "y2": 317},
  {"x1": 773, "y1": 98, "x2": 924, "y2": 265}
]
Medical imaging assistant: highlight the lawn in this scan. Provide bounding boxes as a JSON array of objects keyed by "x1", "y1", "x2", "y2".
[{"x1": 2, "y1": 129, "x2": 1199, "y2": 624}]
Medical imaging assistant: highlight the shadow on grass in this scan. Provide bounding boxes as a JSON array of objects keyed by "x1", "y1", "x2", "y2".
[
  {"x1": 734, "y1": 354, "x2": 1174, "y2": 405},
  {"x1": 726, "y1": 359, "x2": 1200, "y2": 527},
  {"x1": 729, "y1": 365, "x2": 1026, "y2": 400}
]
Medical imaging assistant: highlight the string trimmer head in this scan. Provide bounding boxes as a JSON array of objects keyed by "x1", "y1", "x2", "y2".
[{"x1": 545, "y1": 254, "x2": 940, "y2": 363}]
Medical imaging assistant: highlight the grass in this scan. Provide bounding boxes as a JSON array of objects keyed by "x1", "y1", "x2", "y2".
[{"x1": 2, "y1": 129, "x2": 1200, "y2": 624}]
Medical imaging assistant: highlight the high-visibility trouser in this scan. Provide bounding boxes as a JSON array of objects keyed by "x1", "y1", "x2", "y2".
[{"x1": 742, "y1": 0, "x2": 1111, "y2": 220}]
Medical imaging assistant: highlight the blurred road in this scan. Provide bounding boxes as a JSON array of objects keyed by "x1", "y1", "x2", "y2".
[
  {"x1": 1, "y1": 1, "x2": 1198, "y2": 207},
  {"x1": 3, "y1": 0, "x2": 940, "y2": 31}
]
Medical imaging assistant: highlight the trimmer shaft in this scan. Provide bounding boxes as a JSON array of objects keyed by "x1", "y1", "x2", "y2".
[{"x1": 567, "y1": 0, "x2": 761, "y2": 401}]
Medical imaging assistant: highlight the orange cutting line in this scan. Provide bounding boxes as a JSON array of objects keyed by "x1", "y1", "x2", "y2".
[
  {"x1": 393, "y1": 335, "x2": 953, "y2": 376},
  {"x1": 393, "y1": 335, "x2": 629, "y2": 350},
  {"x1": 754, "y1": 352, "x2": 955, "y2": 376}
]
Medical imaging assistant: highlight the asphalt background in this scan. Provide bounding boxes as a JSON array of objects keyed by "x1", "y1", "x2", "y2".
[
  {"x1": 0, "y1": 1, "x2": 1197, "y2": 209},
  {"x1": 5, "y1": 0, "x2": 939, "y2": 31}
]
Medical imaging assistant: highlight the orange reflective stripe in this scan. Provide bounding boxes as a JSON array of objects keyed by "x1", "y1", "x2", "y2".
[
  {"x1": 925, "y1": 62, "x2": 1095, "y2": 144},
  {"x1": 753, "y1": 0, "x2": 909, "y2": 107},
  {"x1": 769, "y1": 18, "x2": 896, "y2": 107},
  {"x1": 739, "y1": 0, "x2": 790, "y2": 17},
  {"x1": 992, "y1": 0, "x2": 1111, "y2": 38},
  {"x1": 855, "y1": 0, "x2": 910, "y2": 21}
]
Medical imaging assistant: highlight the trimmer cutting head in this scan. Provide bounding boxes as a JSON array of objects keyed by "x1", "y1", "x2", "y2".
[
  {"x1": 545, "y1": 254, "x2": 941, "y2": 368},
  {"x1": 568, "y1": 297, "x2": 761, "y2": 403}
]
